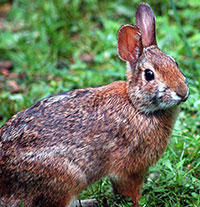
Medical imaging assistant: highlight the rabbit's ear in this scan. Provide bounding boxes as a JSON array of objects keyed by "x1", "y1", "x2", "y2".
[
  {"x1": 117, "y1": 24, "x2": 142, "y2": 62},
  {"x1": 136, "y1": 3, "x2": 157, "y2": 48}
]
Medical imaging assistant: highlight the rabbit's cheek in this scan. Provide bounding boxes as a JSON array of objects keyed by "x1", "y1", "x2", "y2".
[
  {"x1": 141, "y1": 80, "x2": 158, "y2": 96},
  {"x1": 161, "y1": 92, "x2": 171, "y2": 103}
]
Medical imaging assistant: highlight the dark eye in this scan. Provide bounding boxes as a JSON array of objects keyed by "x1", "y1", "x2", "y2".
[{"x1": 145, "y1": 69, "x2": 154, "y2": 81}]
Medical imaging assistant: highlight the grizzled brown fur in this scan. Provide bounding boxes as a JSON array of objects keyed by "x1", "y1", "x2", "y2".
[{"x1": 0, "y1": 3, "x2": 188, "y2": 207}]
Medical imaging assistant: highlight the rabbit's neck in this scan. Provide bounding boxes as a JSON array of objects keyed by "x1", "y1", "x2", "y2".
[{"x1": 124, "y1": 104, "x2": 179, "y2": 173}]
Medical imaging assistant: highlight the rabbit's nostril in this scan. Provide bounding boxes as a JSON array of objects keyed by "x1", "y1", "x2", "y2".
[
  {"x1": 182, "y1": 90, "x2": 189, "y2": 102},
  {"x1": 177, "y1": 89, "x2": 189, "y2": 102}
]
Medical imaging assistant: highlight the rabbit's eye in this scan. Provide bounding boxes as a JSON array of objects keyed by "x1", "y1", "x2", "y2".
[{"x1": 145, "y1": 69, "x2": 154, "y2": 81}]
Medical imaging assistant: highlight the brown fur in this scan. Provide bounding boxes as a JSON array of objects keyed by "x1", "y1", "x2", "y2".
[
  {"x1": 0, "y1": 3, "x2": 188, "y2": 207},
  {"x1": 0, "y1": 82, "x2": 178, "y2": 207}
]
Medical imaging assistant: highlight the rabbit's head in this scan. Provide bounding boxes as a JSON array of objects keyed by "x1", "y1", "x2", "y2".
[{"x1": 118, "y1": 3, "x2": 189, "y2": 113}]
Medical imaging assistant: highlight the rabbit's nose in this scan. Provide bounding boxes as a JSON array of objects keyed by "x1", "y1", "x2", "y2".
[
  {"x1": 181, "y1": 89, "x2": 189, "y2": 102},
  {"x1": 177, "y1": 88, "x2": 189, "y2": 102}
]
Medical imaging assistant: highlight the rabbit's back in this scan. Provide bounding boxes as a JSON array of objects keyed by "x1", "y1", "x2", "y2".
[
  {"x1": 0, "y1": 81, "x2": 130, "y2": 206},
  {"x1": 0, "y1": 81, "x2": 133, "y2": 201}
]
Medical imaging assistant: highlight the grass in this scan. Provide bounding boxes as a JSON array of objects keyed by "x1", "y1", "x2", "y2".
[{"x1": 0, "y1": 0, "x2": 200, "y2": 206}]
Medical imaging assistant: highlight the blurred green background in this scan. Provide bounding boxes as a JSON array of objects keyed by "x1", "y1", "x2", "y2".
[{"x1": 0, "y1": 0, "x2": 199, "y2": 206}]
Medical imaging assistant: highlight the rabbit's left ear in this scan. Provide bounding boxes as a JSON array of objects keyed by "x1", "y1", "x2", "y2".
[
  {"x1": 136, "y1": 3, "x2": 157, "y2": 48},
  {"x1": 117, "y1": 24, "x2": 142, "y2": 62}
]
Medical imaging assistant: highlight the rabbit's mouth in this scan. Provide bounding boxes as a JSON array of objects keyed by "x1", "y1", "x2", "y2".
[
  {"x1": 137, "y1": 98, "x2": 177, "y2": 114},
  {"x1": 168, "y1": 89, "x2": 189, "y2": 105},
  {"x1": 139, "y1": 90, "x2": 185, "y2": 114}
]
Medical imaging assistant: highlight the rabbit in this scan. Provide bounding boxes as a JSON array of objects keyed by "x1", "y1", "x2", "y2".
[{"x1": 0, "y1": 3, "x2": 189, "y2": 207}]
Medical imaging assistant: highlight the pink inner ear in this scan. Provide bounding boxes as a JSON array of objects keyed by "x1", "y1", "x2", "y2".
[{"x1": 117, "y1": 25, "x2": 142, "y2": 62}]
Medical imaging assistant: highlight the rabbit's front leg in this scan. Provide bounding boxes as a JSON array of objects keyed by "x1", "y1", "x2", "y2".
[{"x1": 110, "y1": 173, "x2": 144, "y2": 207}]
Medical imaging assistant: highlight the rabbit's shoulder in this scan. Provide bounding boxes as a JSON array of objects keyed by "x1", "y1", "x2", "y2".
[{"x1": 0, "y1": 81, "x2": 128, "y2": 144}]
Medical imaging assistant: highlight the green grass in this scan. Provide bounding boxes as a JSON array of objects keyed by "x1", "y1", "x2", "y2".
[{"x1": 0, "y1": 0, "x2": 200, "y2": 206}]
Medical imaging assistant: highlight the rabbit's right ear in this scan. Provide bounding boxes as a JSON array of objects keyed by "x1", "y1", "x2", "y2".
[
  {"x1": 117, "y1": 24, "x2": 142, "y2": 63},
  {"x1": 136, "y1": 3, "x2": 157, "y2": 48}
]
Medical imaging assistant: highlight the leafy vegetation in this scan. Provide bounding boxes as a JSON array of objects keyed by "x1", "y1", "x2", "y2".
[{"x1": 0, "y1": 0, "x2": 199, "y2": 206}]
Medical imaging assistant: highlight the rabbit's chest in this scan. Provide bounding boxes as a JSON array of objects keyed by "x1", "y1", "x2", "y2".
[
  {"x1": 131, "y1": 128, "x2": 170, "y2": 170},
  {"x1": 126, "y1": 109, "x2": 178, "y2": 171}
]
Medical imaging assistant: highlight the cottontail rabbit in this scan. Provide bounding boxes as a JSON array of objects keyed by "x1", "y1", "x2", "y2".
[{"x1": 0, "y1": 3, "x2": 188, "y2": 207}]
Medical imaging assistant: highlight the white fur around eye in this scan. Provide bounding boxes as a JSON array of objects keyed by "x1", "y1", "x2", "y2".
[{"x1": 142, "y1": 62, "x2": 155, "y2": 72}]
